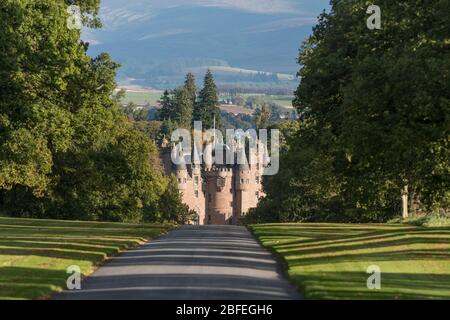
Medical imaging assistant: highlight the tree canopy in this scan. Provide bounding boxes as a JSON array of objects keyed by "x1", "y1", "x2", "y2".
[
  {"x1": 0, "y1": 0, "x2": 188, "y2": 223},
  {"x1": 246, "y1": 0, "x2": 449, "y2": 223}
]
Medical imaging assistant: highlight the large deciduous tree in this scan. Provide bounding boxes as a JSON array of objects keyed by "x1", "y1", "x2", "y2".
[
  {"x1": 296, "y1": 0, "x2": 450, "y2": 219},
  {"x1": 0, "y1": 0, "x2": 187, "y2": 223},
  {"x1": 247, "y1": 0, "x2": 449, "y2": 223}
]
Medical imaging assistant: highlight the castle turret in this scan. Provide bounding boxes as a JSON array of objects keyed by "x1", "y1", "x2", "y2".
[
  {"x1": 191, "y1": 164, "x2": 202, "y2": 192},
  {"x1": 236, "y1": 148, "x2": 250, "y2": 191},
  {"x1": 236, "y1": 164, "x2": 250, "y2": 191},
  {"x1": 173, "y1": 143, "x2": 189, "y2": 191},
  {"x1": 176, "y1": 165, "x2": 189, "y2": 191}
]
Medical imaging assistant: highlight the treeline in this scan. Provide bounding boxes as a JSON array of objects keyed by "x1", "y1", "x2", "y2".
[
  {"x1": 246, "y1": 0, "x2": 449, "y2": 223},
  {"x1": 157, "y1": 70, "x2": 223, "y2": 134},
  {"x1": 209, "y1": 72, "x2": 279, "y2": 84},
  {"x1": 218, "y1": 84, "x2": 296, "y2": 96},
  {"x1": 0, "y1": 0, "x2": 189, "y2": 224}
]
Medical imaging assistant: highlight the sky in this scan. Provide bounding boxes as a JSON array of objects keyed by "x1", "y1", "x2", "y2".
[
  {"x1": 82, "y1": 0, "x2": 331, "y2": 85},
  {"x1": 95, "y1": 0, "x2": 329, "y2": 30},
  {"x1": 100, "y1": 0, "x2": 320, "y2": 14}
]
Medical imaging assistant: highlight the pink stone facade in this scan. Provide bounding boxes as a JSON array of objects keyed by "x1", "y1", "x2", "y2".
[{"x1": 163, "y1": 145, "x2": 266, "y2": 225}]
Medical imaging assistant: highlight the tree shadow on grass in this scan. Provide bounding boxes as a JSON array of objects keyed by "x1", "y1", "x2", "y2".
[
  {"x1": 0, "y1": 267, "x2": 68, "y2": 300},
  {"x1": 254, "y1": 225, "x2": 450, "y2": 299},
  {"x1": 0, "y1": 247, "x2": 113, "y2": 262},
  {"x1": 0, "y1": 237, "x2": 142, "y2": 248},
  {"x1": 289, "y1": 271, "x2": 450, "y2": 300},
  {"x1": 260, "y1": 227, "x2": 450, "y2": 250},
  {"x1": 0, "y1": 225, "x2": 155, "y2": 240},
  {"x1": 258, "y1": 226, "x2": 450, "y2": 268},
  {"x1": 0, "y1": 236, "x2": 153, "y2": 264},
  {"x1": 284, "y1": 241, "x2": 450, "y2": 265},
  {"x1": 0, "y1": 239, "x2": 132, "y2": 255}
]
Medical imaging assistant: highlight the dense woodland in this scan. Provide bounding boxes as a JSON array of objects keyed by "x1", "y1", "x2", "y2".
[
  {"x1": 246, "y1": 0, "x2": 449, "y2": 223},
  {"x1": 0, "y1": 0, "x2": 190, "y2": 223}
]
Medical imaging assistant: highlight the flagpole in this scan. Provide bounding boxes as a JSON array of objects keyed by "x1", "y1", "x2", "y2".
[{"x1": 213, "y1": 115, "x2": 216, "y2": 145}]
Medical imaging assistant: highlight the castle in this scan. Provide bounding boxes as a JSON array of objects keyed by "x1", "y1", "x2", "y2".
[{"x1": 162, "y1": 140, "x2": 267, "y2": 225}]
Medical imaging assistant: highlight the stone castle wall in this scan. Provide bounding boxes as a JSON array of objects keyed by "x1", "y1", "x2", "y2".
[
  {"x1": 177, "y1": 165, "x2": 264, "y2": 225},
  {"x1": 162, "y1": 146, "x2": 265, "y2": 225}
]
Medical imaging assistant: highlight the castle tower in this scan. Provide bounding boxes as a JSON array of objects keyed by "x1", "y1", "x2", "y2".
[
  {"x1": 205, "y1": 167, "x2": 234, "y2": 225},
  {"x1": 173, "y1": 143, "x2": 188, "y2": 190},
  {"x1": 233, "y1": 144, "x2": 263, "y2": 224},
  {"x1": 171, "y1": 143, "x2": 204, "y2": 225},
  {"x1": 166, "y1": 138, "x2": 266, "y2": 226},
  {"x1": 191, "y1": 164, "x2": 206, "y2": 224}
]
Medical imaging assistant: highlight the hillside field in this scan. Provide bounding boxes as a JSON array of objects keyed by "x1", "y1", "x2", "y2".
[
  {"x1": 120, "y1": 88, "x2": 294, "y2": 110},
  {"x1": 0, "y1": 217, "x2": 172, "y2": 300},
  {"x1": 251, "y1": 223, "x2": 450, "y2": 300},
  {"x1": 122, "y1": 91, "x2": 163, "y2": 106}
]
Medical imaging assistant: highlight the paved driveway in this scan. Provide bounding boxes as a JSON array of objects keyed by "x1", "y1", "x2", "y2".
[{"x1": 54, "y1": 225, "x2": 301, "y2": 300}]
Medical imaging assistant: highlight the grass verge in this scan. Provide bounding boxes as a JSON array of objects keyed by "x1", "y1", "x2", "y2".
[
  {"x1": 0, "y1": 217, "x2": 173, "y2": 300},
  {"x1": 251, "y1": 223, "x2": 450, "y2": 299}
]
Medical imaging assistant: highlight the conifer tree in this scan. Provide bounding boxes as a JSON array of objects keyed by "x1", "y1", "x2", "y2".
[
  {"x1": 173, "y1": 87, "x2": 194, "y2": 129},
  {"x1": 184, "y1": 72, "x2": 197, "y2": 106},
  {"x1": 195, "y1": 70, "x2": 221, "y2": 129},
  {"x1": 158, "y1": 90, "x2": 174, "y2": 121}
]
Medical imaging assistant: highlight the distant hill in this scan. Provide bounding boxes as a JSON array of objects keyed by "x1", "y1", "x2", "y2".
[{"x1": 83, "y1": 0, "x2": 330, "y2": 91}]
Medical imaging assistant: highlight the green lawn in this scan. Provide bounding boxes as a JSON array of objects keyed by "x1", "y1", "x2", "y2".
[
  {"x1": 0, "y1": 217, "x2": 173, "y2": 300},
  {"x1": 123, "y1": 91, "x2": 162, "y2": 105},
  {"x1": 251, "y1": 223, "x2": 450, "y2": 300}
]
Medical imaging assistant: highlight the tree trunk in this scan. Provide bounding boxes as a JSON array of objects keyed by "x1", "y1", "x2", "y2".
[
  {"x1": 409, "y1": 189, "x2": 417, "y2": 217},
  {"x1": 402, "y1": 185, "x2": 409, "y2": 219}
]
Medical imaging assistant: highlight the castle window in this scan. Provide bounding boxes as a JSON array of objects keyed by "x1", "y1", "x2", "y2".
[
  {"x1": 230, "y1": 188, "x2": 233, "y2": 194},
  {"x1": 240, "y1": 179, "x2": 244, "y2": 184},
  {"x1": 178, "y1": 178, "x2": 181, "y2": 183},
  {"x1": 194, "y1": 176, "x2": 199, "y2": 186},
  {"x1": 256, "y1": 177, "x2": 260, "y2": 184},
  {"x1": 195, "y1": 190, "x2": 199, "y2": 198},
  {"x1": 257, "y1": 164, "x2": 260, "y2": 170}
]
